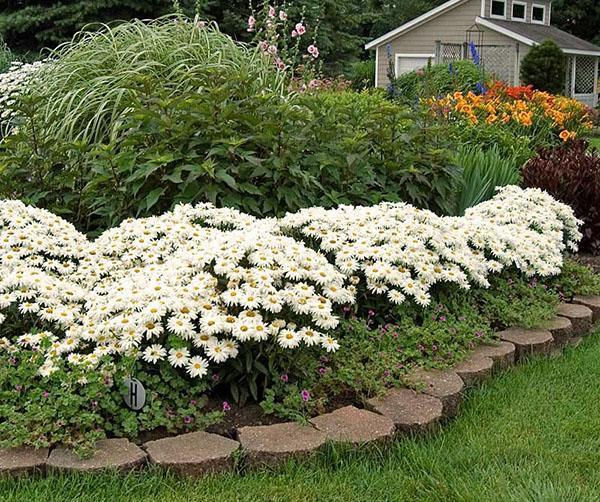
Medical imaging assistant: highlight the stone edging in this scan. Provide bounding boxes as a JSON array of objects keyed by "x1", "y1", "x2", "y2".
[{"x1": 0, "y1": 300, "x2": 595, "y2": 476}]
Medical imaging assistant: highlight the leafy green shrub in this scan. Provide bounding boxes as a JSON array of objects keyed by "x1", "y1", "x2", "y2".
[
  {"x1": 391, "y1": 60, "x2": 485, "y2": 103},
  {"x1": 347, "y1": 59, "x2": 375, "y2": 91},
  {"x1": 0, "y1": 17, "x2": 460, "y2": 232},
  {"x1": 0, "y1": 34, "x2": 11, "y2": 73},
  {"x1": 520, "y1": 40, "x2": 566, "y2": 94},
  {"x1": 452, "y1": 145, "x2": 522, "y2": 215}
]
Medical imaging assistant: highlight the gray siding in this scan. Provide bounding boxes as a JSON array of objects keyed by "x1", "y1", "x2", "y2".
[{"x1": 375, "y1": 0, "x2": 520, "y2": 87}]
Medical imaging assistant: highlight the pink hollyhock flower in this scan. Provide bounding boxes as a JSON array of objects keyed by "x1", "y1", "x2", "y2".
[
  {"x1": 308, "y1": 79, "x2": 320, "y2": 89},
  {"x1": 222, "y1": 401, "x2": 231, "y2": 411},
  {"x1": 268, "y1": 5, "x2": 276, "y2": 17},
  {"x1": 247, "y1": 15, "x2": 256, "y2": 32},
  {"x1": 267, "y1": 44, "x2": 278, "y2": 55},
  {"x1": 307, "y1": 44, "x2": 319, "y2": 58},
  {"x1": 275, "y1": 57, "x2": 286, "y2": 70},
  {"x1": 258, "y1": 40, "x2": 269, "y2": 52},
  {"x1": 279, "y1": 10, "x2": 287, "y2": 20},
  {"x1": 196, "y1": 20, "x2": 206, "y2": 29},
  {"x1": 295, "y1": 23, "x2": 306, "y2": 35},
  {"x1": 301, "y1": 389, "x2": 311, "y2": 402},
  {"x1": 291, "y1": 29, "x2": 298, "y2": 37}
]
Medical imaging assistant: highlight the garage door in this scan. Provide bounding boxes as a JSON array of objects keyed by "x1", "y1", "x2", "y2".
[{"x1": 395, "y1": 55, "x2": 434, "y2": 76}]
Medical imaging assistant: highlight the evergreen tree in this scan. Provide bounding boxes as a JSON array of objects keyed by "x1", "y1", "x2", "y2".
[{"x1": 520, "y1": 40, "x2": 566, "y2": 94}]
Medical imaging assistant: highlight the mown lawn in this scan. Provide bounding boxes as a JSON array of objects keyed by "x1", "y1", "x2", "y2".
[
  {"x1": 588, "y1": 137, "x2": 600, "y2": 150},
  {"x1": 3, "y1": 332, "x2": 600, "y2": 502}
]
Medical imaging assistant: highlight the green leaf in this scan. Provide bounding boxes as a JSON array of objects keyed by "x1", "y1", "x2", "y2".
[{"x1": 144, "y1": 187, "x2": 165, "y2": 211}]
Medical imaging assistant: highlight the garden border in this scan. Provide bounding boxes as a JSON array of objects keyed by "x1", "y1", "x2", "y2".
[{"x1": 1, "y1": 299, "x2": 598, "y2": 477}]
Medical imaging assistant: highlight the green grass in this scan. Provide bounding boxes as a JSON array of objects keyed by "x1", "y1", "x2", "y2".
[
  {"x1": 588, "y1": 137, "x2": 600, "y2": 150},
  {"x1": 4, "y1": 334, "x2": 600, "y2": 501}
]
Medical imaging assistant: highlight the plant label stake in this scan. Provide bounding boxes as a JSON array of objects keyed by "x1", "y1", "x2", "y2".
[{"x1": 123, "y1": 377, "x2": 146, "y2": 411}]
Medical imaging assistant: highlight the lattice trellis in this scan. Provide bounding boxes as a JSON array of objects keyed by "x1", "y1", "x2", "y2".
[
  {"x1": 441, "y1": 43, "x2": 463, "y2": 63},
  {"x1": 574, "y1": 56, "x2": 596, "y2": 94},
  {"x1": 478, "y1": 45, "x2": 514, "y2": 84},
  {"x1": 439, "y1": 43, "x2": 514, "y2": 84}
]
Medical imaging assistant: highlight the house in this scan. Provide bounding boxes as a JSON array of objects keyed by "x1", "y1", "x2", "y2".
[{"x1": 365, "y1": 0, "x2": 600, "y2": 106}]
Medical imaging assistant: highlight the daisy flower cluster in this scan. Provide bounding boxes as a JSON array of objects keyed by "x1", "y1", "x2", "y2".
[
  {"x1": 0, "y1": 187, "x2": 580, "y2": 382},
  {"x1": 279, "y1": 186, "x2": 581, "y2": 307},
  {"x1": 0, "y1": 200, "x2": 351, "y2": 380},
  {"x1": 0, "y1": 61, "x2": 46, "y2": 131}
]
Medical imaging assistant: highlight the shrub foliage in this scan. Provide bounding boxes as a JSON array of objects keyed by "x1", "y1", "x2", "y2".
[
  {"x1": 523, "y1": 139, "x2": 600, "y2": 253},
  {"x1": 520, "y1": 40, "x2": 566, "y2": 94}
]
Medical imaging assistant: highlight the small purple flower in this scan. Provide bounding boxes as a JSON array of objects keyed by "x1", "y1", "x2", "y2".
[
  {"x1": 301, "y1": 389, "x2": 311, "y2": 402},
  {"x1": 280, "y1": 373, "x2": 289, "y2": 383},
  {"x1": 42, "y1": 391, "x2": 50, "y2": 398},
  {"x1": 383, "y1": 370, "x2": 391, "y2": 377},
  {"x1": 475, "y1": 331, "x2": 484, "y2": 338},
  {"x1": 318, "y1": 367, "x2": 327, "y2": 375},
  {"x1": 222, "y1": 401, "x2": 231, "y2": 412},
  {"x1": 183, "y1": 416, "x2": 193, "y2": 424},
  {"x1": 212, "y1": 373, "x2": 220, "y2": 382},
  {"x1": 189, "y1": 399, "x2": 197, "y2": 406},
  {"x1": 343, "y1": 306, "x2": 351, "y2": 313},
  {"x1": 368, "y1": 309, "x2": 375, "y2": 317},
  {"x1": 439, "y1": 316, "x2": 447, "y2": 322}
]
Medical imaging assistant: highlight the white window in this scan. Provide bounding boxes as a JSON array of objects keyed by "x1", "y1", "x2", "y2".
[
  {"x1": 490, "y1": 0, "x2": 507, "y2": 19},
  {"x1": 511, "y1": 1, "x2": 526, "y2": 21},
  {"x1": 531, "y1": 3, "x2": 546, "y2": 24},
  {"x1": 395, "y1": 54, "x2": 434, "y2": 77}
]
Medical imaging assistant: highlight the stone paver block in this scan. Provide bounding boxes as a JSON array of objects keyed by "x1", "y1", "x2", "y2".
[
  {"x1": 404, "y1": 368, "x2": 464, "y2": 418},
  {"x1": 0, "y1": 447, "x2": 48, "y2": 476},
  {"x1": 499, "y1": 328, "x2": 553, "y2": 361},
  {"x1": 309, "y1": 405, "x2": 395, "y2": 445},
  {"x1": 144, "y1": 431, "x2": 239, "y2": 476},
  {"x1": 472, "y1": 341, "x2": 515, "y2": 371},
  {"x1": 47, "y1": 438, "x2": 146, "y2": 473},
  {"x1": 572, "y1": 295, "x2": 600, "y2": 322},
  {"x1": 366, "y1": 388, "x2": 443, "y2": 434},
  {"x1": 557, "y1": 303, "x2": 593, "y2": 334},
  {"x1": 541, "y1": 316, "x2": 573, "y2": 348},
  {"x1": 454, "y1": 354, "x2": 494, "y2": 387},
  {"x1": 238, "y1": 422, "x2": 325, "y2": 468}
]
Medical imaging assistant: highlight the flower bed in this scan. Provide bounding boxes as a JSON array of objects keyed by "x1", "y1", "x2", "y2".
[
  {"x1": 0, "y1": 186, "x2": 592, "y2": 453},
  {"x1": 428, "y1": 82, "x2": 593, "y2": 156}
]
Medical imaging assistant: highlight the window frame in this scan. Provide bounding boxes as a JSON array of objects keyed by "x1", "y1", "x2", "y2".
[
  {"x1": 511, "y1": 1, "x2": 527, "y2": 22},
  {"x1": 531, "y1": 3, "x2": 546, "y2": 24},
  {"x1": 490, "y1": 0, "x2": 507, "y2": 19}
]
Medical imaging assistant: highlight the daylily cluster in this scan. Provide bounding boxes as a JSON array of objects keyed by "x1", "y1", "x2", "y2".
[
  {"x1": 0, "y1": 187, "x2": 580, "y2": 381},
  {"x1": 428, "y1": 81, "x2": 592, "y2": 142}
]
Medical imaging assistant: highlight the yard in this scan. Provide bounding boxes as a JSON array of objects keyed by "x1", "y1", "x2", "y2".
[{"x1": 0, "y1": 2, "x2": 600, "y2": 500}]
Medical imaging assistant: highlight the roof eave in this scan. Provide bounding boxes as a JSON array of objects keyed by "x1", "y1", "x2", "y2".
[
  {"x1": 475, "y1": 17, "x2": 600, "y2": 56},
  {"x1": 365, "y1": 0, "x2": 468, "y2": 50}
]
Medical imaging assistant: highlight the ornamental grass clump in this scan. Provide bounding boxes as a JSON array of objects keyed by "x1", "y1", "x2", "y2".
[{"x1": 30, "y1": 15, "x2": 286, "y2": 144}]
